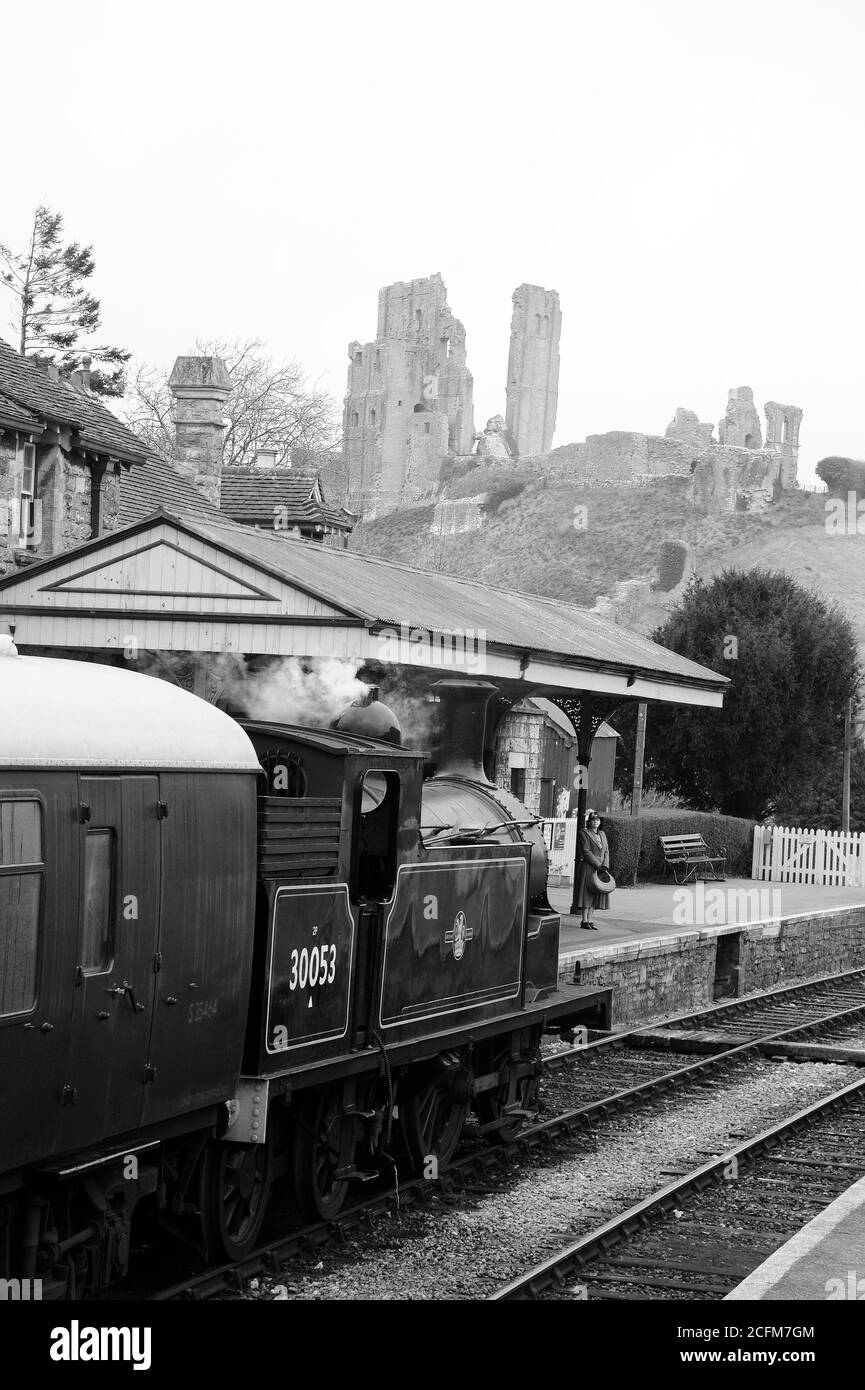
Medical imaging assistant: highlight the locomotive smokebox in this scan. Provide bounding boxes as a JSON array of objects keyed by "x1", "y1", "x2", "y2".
[
  {"x1": 431, "y1": 679, "x2": 497, "y2": 784},
  {"x1": 332, "y1": 686, "x2": 402, "y2": 745}
]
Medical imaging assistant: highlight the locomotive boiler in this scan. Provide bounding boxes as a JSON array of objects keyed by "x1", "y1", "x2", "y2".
[{"x1": 0, "y1": 653, "x2": 609, "y2": 1296}]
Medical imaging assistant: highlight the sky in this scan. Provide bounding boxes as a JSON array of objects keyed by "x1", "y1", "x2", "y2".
[{"x1": 2, "y1": 0, "x2": 863, "y2": 484}]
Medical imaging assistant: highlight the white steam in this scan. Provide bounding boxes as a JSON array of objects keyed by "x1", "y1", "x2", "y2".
[{"x1": 227, "y1": 657, "x2": 368, "y2": 726}]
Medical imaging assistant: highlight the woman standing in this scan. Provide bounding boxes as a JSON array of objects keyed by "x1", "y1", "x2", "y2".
[{"x1": 575, "y1": 810, "x2": 611, "y2": 930}]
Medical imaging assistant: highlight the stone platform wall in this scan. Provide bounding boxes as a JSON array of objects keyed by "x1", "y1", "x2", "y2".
[{"x1": 561, "y1": 907, "x2": 865, "y2": 1030}]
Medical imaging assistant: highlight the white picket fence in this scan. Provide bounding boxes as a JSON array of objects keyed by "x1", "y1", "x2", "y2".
[
  {"x1": 540, "y1": 817, "x2": 580, "y2": 884},
  {"x1": 752, "y1": 825, "x2": 865, "y2": 887}
]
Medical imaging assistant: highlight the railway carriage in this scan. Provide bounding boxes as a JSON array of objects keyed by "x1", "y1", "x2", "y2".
[{"x1": 0, "y1": 653, "x2": 608, "y2": 1296}]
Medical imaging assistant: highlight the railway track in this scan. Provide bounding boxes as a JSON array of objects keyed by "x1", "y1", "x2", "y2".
[
  {"x1": 490, "y1": 1075, "x2": 865, "y2": 1300},
  {"x1": 145, "y1": 969, "x2": 865, "y2": 1300}
]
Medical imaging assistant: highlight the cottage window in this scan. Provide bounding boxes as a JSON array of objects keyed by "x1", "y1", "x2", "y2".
[
  {"x1": 17, "y1": 442, "x2": 38, "y2": 550},
  {"x1": 0, "y1": 797, "x2": 43, "y2": 1016}
]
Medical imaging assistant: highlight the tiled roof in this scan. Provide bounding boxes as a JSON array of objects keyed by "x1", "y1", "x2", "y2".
[
  {"x1": 0, "y1": 338, "x2": 149, "y2": 462},
  {"x1": 119, "y1": 454, "x2": 220, "y2": 527},
  {"x1": 163, "y1": 510, "x2": 727, "y2": 691},
  {"x1": 219, "y1": 470, "x2": 354, "y2": 531},
  {"x1": 0, "y1": 390, "x2": 43, "y2": 432},
  {"x1": 220, "y1": 471, "x2": 317, "y2": 514}
]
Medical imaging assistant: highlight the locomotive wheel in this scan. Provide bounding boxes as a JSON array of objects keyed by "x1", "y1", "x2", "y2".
[
  {"x1": 290, "y1": 1085, "x2": 356, "y2": 1223},
  {"x1": 199, "y1": 1136, "x2": 273, "y2": 1261},
  {"x1": 400, "y1": 1070, "x2": 469, "y2": 1173},
  {"x1": 475, "y1": 1045, "x2": 540, "y2": 1144}
]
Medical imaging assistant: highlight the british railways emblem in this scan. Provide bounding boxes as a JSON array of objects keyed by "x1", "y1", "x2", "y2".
[{"x1": 445, "y1": 909, "x2": 474, "y2": 961}]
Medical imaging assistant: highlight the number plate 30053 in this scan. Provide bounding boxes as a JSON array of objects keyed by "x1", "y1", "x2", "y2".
[{"x1": 266, "y1": 886, "x2": 354, "y2": 1052}]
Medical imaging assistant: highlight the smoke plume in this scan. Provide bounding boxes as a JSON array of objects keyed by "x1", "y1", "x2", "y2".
[{"x1": 226, "y1": 657, "x2": 368, "y2": 726}]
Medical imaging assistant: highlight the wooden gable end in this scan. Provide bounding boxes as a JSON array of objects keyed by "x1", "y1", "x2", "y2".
[{"x1": 0, "y1": 518, "x2": 368, "y2": 657}]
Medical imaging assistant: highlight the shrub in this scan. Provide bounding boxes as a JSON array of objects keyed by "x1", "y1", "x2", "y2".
[
  {"x1": 657, "y1": 539, "x2": 688, "y2": 592},
  {"x1": 602, "y1": 814, "x2": 642, "y2": 884},
  {"x1": 482, "y1": 479, "x2": 527, "y2": 514},
  {"x1": 816, "y1": 456, "x2": 865, "y2": 496},
  {"x1": 638, "y1": 810, "x2": 755, "y2": 879},
  {"x1": 600, "y1": 809, "x2": 755, "y2": 883}
]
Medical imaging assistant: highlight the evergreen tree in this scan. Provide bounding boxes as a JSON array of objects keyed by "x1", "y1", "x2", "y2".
[
  {"x1": 645, "y1": 569, "x2": 861, "y2": 821},
  {"x1": 0, "y1": 205, "x2": 130, "y2": 395}
]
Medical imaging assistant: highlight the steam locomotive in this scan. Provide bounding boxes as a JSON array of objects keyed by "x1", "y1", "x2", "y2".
[{"x1": 0, "y1": 652, "x2": 609, "y2": 1297}]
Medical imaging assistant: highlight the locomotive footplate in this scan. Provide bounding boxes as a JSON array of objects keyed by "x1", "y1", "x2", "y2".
[{"x1": 249, "y1": 981, "x2": 612, "y2": 1097}]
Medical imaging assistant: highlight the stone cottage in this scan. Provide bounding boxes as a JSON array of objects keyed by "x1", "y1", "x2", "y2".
[{"x1": 0, "y1": 340, "x2": 150, "y2": 573}]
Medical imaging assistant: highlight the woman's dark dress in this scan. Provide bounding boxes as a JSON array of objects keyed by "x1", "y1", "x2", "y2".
[{"x1": 574, "y1": 828, "x2": 611, "y2": 912}]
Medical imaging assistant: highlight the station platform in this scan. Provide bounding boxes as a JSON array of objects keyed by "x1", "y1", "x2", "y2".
[
  {"x1": 547, "y1": 879, "x2": 865, "y2": 1029},
  {"x1": 725, "y1": 1175, "x2": 865, "y2": 1300},
  {"x1": 550, "y1": 879, "x2": 865, "y2": 957}
]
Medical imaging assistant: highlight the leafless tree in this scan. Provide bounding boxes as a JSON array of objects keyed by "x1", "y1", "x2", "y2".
[{"x1": 119, "y1": 337, "x2": 341, "y2": 469}]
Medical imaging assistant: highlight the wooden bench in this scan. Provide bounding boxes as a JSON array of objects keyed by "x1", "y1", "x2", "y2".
[{"x1": 659, "y1": 833, "x2": 727, "y2": 885}]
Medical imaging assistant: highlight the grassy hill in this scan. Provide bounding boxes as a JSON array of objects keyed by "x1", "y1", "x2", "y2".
[{"x1": 352, "y1": 462, "x2": 844, "y2": 632}]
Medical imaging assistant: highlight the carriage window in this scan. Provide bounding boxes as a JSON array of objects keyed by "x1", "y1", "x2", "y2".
[
  {"x1": 352, "y1": 771, "x2": 400, "y2": 902},
  {"x1": 0, "y1": 797, "x2": 42, "y2": 1016},
  {"x1": 81, "y1": 830, "x2": 115, "y2": 973}
]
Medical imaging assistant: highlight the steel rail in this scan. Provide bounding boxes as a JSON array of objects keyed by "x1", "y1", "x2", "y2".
[
  {"x1": 151, "y1": 987, "x2": 865, "y2": 1301},
  {"x1": 489, "y1": 1074, "x2": 865, "y2": 1300}
]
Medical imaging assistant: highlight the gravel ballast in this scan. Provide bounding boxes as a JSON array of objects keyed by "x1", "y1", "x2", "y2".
[{"x1": 253, "y1": 1057, "x2": 863, "y2": 1301}]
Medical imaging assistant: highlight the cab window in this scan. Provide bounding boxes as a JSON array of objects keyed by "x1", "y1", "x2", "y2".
[{"x1": 352, "y1": 771, "x2": 400, "y2": 901}]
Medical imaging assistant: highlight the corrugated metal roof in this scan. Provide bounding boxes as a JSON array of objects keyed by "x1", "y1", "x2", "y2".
[
  {"x1": 171, "y1": 511, "x2": 726, "y2": 691},
  {"x1": 0, "y1": 338, "x2": 149, "y2": 462}
]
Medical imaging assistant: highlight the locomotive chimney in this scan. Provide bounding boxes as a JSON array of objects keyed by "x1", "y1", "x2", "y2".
[{"x1": 431, "y1": 679, "x2": 497, "y2": 784}]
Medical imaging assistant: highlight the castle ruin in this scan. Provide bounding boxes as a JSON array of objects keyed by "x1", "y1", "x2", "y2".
[
  {"x1": 343, "y1": 274, "x2": 802, "y2": 518},
  {"x1": 343, "y1": 274, "x2": 475, "y2": 515},
  {"x1": 343, "y1": 274, "x2": 562, "y2": 515},
  {"x1": 505, "y1": 284, "x2": 561, "y2": 458}
]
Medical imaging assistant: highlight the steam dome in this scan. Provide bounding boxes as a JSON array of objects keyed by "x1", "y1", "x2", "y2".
[{"x1": 332, "y1": 691, "x2": 401, "y2": 745}]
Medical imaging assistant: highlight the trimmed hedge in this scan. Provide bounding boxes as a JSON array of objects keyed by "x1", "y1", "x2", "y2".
[
  {"x1": 601, "y1": 810, "x2": 755, "y2": 884},
  {"x1": 602, "y1": 815, "x2": 642, "y2": 884}
]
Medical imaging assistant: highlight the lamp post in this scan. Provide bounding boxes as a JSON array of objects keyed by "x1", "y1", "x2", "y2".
[{"x1": 842, "y1": 700, "x2": 865, "y2": 832}]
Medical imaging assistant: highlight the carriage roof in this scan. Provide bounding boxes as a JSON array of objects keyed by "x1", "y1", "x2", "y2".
[{"x1": 0, "y1": 654, "x2": 260, "y2": 772}]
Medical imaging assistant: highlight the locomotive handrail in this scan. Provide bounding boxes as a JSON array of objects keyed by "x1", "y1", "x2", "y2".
[{"x1": 421, "y1": 817, "x2": 539, "y2": 844}]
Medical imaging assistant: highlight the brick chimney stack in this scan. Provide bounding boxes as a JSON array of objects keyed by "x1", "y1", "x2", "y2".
[{"x1": 168, "y1": 355, "x2": 232, "y2": 508}]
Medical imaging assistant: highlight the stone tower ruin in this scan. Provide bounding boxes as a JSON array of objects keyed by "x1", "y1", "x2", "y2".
[
  {"x1": 504, "y1": 284, "x2": 561, "y2": 457},
  {"x1": 343, "y1": 273, "x2": 474, "y2": 514},
  {"x1": 764, "y1": 401, "x2": 803, "y2": 488},
  {"x1": 717, "y1": 386, "x2": 763, "y2": 450}
]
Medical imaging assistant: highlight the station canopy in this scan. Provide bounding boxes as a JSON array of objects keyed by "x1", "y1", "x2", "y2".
[{"x1": 0, "y1": 509, "x2": 727, "y2": 709}]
